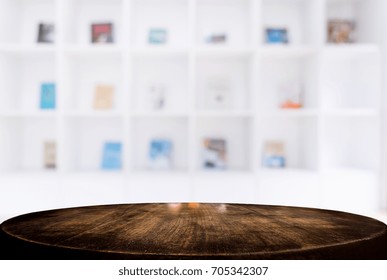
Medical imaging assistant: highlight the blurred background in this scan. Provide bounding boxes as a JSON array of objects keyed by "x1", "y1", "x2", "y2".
[{"x1": 0, "y1": 0, "x2": 386, "y2": 222}]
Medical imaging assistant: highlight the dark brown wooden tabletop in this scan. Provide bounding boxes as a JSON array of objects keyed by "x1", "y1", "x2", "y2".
[{"x1": 1, "y1": 203, "x2": 386, "y2": 259}]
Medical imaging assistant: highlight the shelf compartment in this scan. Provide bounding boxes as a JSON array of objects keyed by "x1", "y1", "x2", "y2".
[
  {"x1": 63, "y1": 117, "x2": 123, "y2": 172},
  {"x1": 63, "y1": 53, "x2": 123, "y2": 113},
  {"x1": 0, "y1": 52, "x2": 56, "y2": 113},
  {"x1": 259, "y1": 54, "x2": 319, "y2": 111},
  {"x1": 196, "y1": 0, "x2": 251, "y2": 47},
  {"x1": 195, "y1": 116, "x2": 252, "y2": 171},
  {"x1": 0, "y1": 0, "x2": 56, "y2": 44},
  {"x1": 322, "y1": 116, "x2": 379, "y2": 171},
  {"x1": 0, "y1": 117, "x2": 57, "y2": 173},
  {"x1": 64, "y1": 0, "x2": 123, "y2": 45},
  {"x1": 131, "y1": 117, "x2": 189, "y2": 172},
  {"x1": 131, "y1": 0, "x2": 189, "y2": 48},
  {"x1": 321, "y1": 51, "x2": 380, "y2": 110},
  {"x1": 326, "y1": 0, "x2": 381, "y2": 44},
  {"x1": 131, "y1": 54, "x2": 189, "y2": 113},
  {"x1": 196, "y1": 55, "x2": 251, "y2": 111},
  {"x1": 260, "y1": 116, "x2": 318, "y2": 171},
  {"x1": 261, "y1": 0, "x2": 320, "y2": 46}
]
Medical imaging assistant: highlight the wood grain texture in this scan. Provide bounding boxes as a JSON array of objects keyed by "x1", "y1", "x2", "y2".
[{"x1": 1, "y1": 203, "x2": 387, "y2": 259}]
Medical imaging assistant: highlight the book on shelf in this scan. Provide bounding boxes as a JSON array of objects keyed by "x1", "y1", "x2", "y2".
[
  {"x1": 148, "y1": 139, "x2": 172, "y2": 170},
  {"x1": 40, "y1": 83, "x2": 56, "y2": 110},
  {"x1": 202, "y1": 138, "x2": 227, "y2": 170},
  {"x1": 149, "y1": 28, "x2": 167, "y2": 45},
  {"x1": 278, "y1": 81, "x2": 303, "y2": 109},
  {"x1": 149, "y1": 139, "x2": 172, "y2": 170},
  {"x1": 328, "y1": 20, "x2": 355, "y2": 44},
  {"x1": 205, "y1": 77, "x2": 232, "y2": 110},
  {"x1": 43, "y1": 141, "x2": 56, "y2": 169},
  {"x1": 101, "y1": 142, "x2": 122, "y2": 170},
  {"x1": 204, "y1": 30, "x2": 228, "y2": 44},
  {"x1": 262, "y1": 141, "x2": 286, "y2": 168},
  {"x1": 37, "y1": 23, "x2": 55, "y2": 43},
  {"x1": 93, "y1": 84, "x2": 114, "y2": 110},
  {"x1": 265, "y1": 28, "x2": 289, "y2": 44},
  {"x1": 148, "y1": 83, "x2": 166, "y2": 110},
  {"x1": 91, "y1": 23, "x2": 114, "y2": 43}
]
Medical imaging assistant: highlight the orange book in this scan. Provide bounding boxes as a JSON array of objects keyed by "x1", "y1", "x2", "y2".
[
  {"x1": 279, "y1": 82, "x2": 303, "y2": 109},
  {"x1": 281, "y1": 100, "x2": 302, "y2": 109}
]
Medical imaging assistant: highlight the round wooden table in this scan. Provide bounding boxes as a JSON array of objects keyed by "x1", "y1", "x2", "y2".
[{"x1": 1, "y1": 203, "x2": 386, "y2": 259}]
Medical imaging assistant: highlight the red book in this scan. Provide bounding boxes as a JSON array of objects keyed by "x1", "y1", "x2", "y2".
[{"x1": 91, "y1": 23, "x2": 113, "y2": 43}]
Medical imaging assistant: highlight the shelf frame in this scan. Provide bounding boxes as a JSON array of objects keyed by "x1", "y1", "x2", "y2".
[{"x1": 0, "y1": 0, "x2": 384, "y2": 215}]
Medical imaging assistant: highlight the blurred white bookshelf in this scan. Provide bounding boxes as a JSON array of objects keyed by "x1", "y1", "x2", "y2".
[{"x1": 0, "y1": 0, "x2": 384, "y2": 219}]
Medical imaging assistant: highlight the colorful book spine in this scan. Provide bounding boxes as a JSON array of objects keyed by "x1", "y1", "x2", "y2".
[
  {"x1": 101, "y1": 142, "x2": 122, "y2": 170},
  {"x1": 149, "y1": 139, "x2": 172, "y2": 169},
  {"x1": 202, "y1": 138, "x2": 227, "y2": 170},
  {"x1": 40, "y1": 83, "x2": 56, "y2": 110}
]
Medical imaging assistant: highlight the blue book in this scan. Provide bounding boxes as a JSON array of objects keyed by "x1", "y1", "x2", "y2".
[
  {"x1": 149, "y1": 139, "x2": 172, "y2": 169},
  {"x1": 40, "y1": 83, "x2": 56, "y2": 110},
  {"x1": 262, "y1": 141, "x2": 286, "y2": 168},
  {"x1": 149, "y1": 29, "x2": 167, "y2": 44},
  {"x1": 266, "y1": 28, "x2": 288, "y2": 44},
  {"x1": 101, "y1": 142, "x2": 122, "y2": 170},
  {"x1": 263, "y1": 156, "x2": 286, "y2": 168}
]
